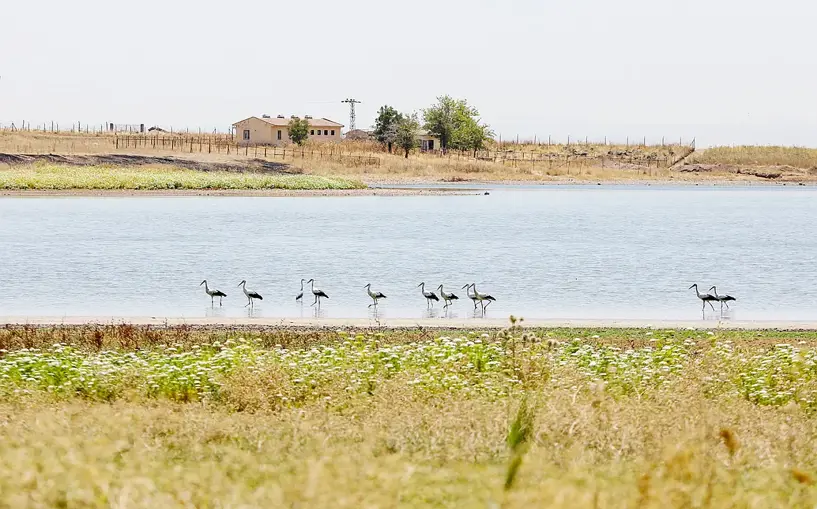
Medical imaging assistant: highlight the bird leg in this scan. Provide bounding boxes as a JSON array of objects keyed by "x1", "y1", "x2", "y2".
[
  {"x1": 708, "y1": 301, "x2": 716, "y2": 311},
  {"x1": 219, "y1": 297, "x2": 223, "y2": 306},
  {"x1": 724, "y1": 301, "x2": 730, "y2": 309},
  {"x1": 311, "y1": 296, "x2": 317, "y2": 307}
]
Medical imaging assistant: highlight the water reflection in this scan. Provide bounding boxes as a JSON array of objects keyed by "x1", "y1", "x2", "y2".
[
  {"x1": 245, "y1": 307, "x2": 262, "y2": 318},
  {"x1": 205, "y1": 307, "x2": 226, "y2": 318}
]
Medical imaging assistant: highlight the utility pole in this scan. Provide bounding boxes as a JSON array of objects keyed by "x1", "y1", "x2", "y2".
[{"x1": 341, "y1": 98, "x2": 361, "y2": 131}]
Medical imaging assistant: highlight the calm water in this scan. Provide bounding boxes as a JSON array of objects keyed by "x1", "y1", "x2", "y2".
[{"x1": 1, "y1": 187, "x2": 816, "y2": 321}]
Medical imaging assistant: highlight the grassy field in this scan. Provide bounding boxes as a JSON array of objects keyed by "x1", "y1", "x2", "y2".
[
  {"x1": 692, "y1": 146, "x2": 817, "y2": 168},
  {"x1": 1, "y1": 322, "x2": 816, "y2": 507},
  {"x1": 5, "y1": 130, "x2": 817, "y2": 183},
  {"x1": 0, "y1": 163, "x2": 365, "y2": 190}
]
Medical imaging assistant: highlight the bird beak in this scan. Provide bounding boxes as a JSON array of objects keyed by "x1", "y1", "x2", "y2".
[{"x1": 688, "y1": 285, "x2": 695, "y2": 289}]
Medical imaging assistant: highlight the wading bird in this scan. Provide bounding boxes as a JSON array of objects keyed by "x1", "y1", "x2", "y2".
[
  {"x1": 238, "y1": 280, "x2": 263, "y2": 307},
  {"x1": 295, "y1": 279, "x2": 306, "y2": 302},
  {"x1": 364, "y1": 283, "x2": 386, "y2": 308},
  {"x1": 200, "y1": 280, "x2": 226, "y2": 306},
  {"x1": 469, "y1": 283, "x2": 496, "y2": 311},
  {"x1": 417, "y1": 282, "x2": 440, "y2": 307},
  {"x1": 709, "y1": 286, "x2": 737, "y2": 310},
  {"x1": 463, "y1": 283, "x2": 480, "y2": 309},
  {"x1": 437, "y1": 284, "x2": 459, "y2": 309},
  {"x1": 307, "y1": 279, "x2": 329, "y2": 307},
  {"x1": 689, "y1": 284, "x2": 717, "y2": 312}
]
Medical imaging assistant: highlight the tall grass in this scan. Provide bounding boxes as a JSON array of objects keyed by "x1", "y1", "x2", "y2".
[
  {"x1": 0, "y1": 164, "x2": 365, "y2": 190},
  {"x1": 0, "y1": 325, "x2": 816, "y2": 506},
  {"x1": 693, "y1": 146, "x2": 817, "y2": 168}
]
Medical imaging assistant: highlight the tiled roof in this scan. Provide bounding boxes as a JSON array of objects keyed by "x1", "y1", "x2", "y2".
[{"x1": 234, "y1": 116, "x2": 344, "y2": 128}]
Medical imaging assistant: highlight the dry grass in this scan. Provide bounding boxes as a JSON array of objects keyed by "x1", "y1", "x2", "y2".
[
  {"x1": 0, "y1": 324, "x2": 816, "y2": 507},
  {"x1": 7, "y1": 130, "x2": 817, "y2": 183},
  {"x1": 692, "y1": 146, "x2": 817, "y2": 169}
]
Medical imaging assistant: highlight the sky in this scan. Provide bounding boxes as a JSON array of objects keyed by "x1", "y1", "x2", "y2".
[{"x1": 1, "y1": 0, "x2": 815, "y2": 147}]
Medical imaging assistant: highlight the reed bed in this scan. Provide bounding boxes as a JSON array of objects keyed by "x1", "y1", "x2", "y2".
[
  {"x1": 0, "y1": 322, "x2": 815, "y2": 507},
  {"x1": 0, "y1": 164, "x2": 364, "y2": 190}
]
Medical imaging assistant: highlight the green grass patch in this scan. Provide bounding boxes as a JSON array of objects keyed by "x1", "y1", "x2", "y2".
[{"x1": 0, "y1": 164, "x2": 366, "y2": 190}]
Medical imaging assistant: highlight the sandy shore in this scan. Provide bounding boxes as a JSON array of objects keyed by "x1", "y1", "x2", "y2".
[
  {"x1": 2, "y1": 316, "x2": 817, "y2": 330},
  {"x1": 0, "y1": 187, "x2": 479, "y2": 197}
]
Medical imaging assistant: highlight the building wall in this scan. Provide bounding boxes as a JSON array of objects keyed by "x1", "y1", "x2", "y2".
[
  {"x1": 307, "y1": 123, "x2": 342, "y2": 142},
  {"x1": 234, "y1": 117, "x2": 275, "y2": 145},
  {"x1": 418, "y1": 134, "x2": 441, "y2": 151},
  {"x1": 234, "y1": 117, "x2": 343, "y2": 146}
]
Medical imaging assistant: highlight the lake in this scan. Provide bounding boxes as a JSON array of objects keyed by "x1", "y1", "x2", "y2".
[{"x1": 1, "y1": 186, "x2": 816, "y2": 321}]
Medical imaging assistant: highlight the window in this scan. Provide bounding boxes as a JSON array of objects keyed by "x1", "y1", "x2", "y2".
[
  {"x1": 310, "y1": 130, "x2": 315, "y2": 135},
  {"x1": 324, "y1": 130, "x2": 328, "y2": 135},
  {"x1": 277, "y1": 130, "x2": 282, "y2": 140},
  {"x1": 242, "y1": 129, "x2": 250, "y2": 140},
  {"x1": 331, "y1": 130, "x2": 335, "y2": 136}
]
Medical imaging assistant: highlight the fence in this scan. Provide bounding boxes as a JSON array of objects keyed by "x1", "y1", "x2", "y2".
[{"x1": 114, "y1": 135, "x2": 381, "y2": 167}]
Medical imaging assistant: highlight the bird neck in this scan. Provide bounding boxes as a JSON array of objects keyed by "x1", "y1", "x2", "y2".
[{"x1": 203, "y1": 281, "x2": 209, "y2": 291}]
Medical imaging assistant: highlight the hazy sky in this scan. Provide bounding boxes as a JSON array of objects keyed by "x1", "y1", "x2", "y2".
[{"x1": 1, "y1": 0, "x2": 815, "y2": 147}]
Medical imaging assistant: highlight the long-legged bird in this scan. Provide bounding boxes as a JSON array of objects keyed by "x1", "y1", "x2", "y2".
[
  {"x1": 470, "y1": 283, "x2": 496, "y2": 311},
  {"x1": 238, "y1": 280, "x2": 263, "y2": 308},
  {"x1": 307, "y1": 279, "x2": 329, "y2": 307},
  {"x1": 417, "y1": 282, "x2": 439, "y2": 307},
  {"x1": 364, "y1": 283, "x2": 386, "y2": 308},
  {"x1": 437, "y1": 284, "x2": 459, "y2": 309},
  {"x1": 689, "y1": 284, "x2": 716, "y2": 312},
  {"x1": 709, "y1": 286, "x2": 736, "y2": 310},
  {"x1": 200, "y1": 280, "x2": 226, "y2": 306},
  {"x1": 463, "y1": 284, "x2": 480, "y2": 309},
  {"x1": 296, "y1": 278, "x2": 305, "y2": 302}
]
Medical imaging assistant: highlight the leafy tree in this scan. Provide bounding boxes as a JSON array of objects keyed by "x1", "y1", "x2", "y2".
[
  {"x1": 450, "y1": 117, "x2": 494, "y2": 155},
  {"x1": 395, "y1": 113, "x2": 420, "y2": 158},
  {"x1": 422, "y1": 95, "x2": 489, "y2": 152},
  {"x1": 287, "y1": 117, "x2": 309, "y2": 145},
  {"x1": 373, "y1": 105, "x2": 403, "y2": 153}
]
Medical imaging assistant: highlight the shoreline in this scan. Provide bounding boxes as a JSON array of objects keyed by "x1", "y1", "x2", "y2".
[
  {"x1": 0, "y1": 187, "x2": 479, "y2": 197},
  {"x1": 3, "y1": 316, "x2": 817, "y2": 330},
  {"x1": 0, "y1": 178, "x2": 812, "y2": 197}
]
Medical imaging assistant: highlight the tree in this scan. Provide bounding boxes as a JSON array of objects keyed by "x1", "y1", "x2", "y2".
[
  {"x1": 450, "y1": 117, "x2": 494, "y2": 155},
  {"x1": 395, "y1": 113, "x2": 420, "y2": 158},
  {"x1": 287, "y1": 117, "x2": 309, "y2": 145},
  {"x1": 373, "y1": 105, "x2": 403, "y2": 153},
  {"x1": 422, "y1": 95, "x2": 487, "y2": 152}
]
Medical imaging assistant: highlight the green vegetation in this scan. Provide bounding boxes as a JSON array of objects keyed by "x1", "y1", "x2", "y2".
[
  {"x1": 287, "y1": 116, "x2": 310, "y2": 145},
  {"x1": 423, "y1": 95, "x2": 493, "y2": 152},
  {"x1": 396, "y1": 113, "x2": 420, "y2": 158},
  {"x1": 373, "y1": 105, "x2": 402, "y2": 153},
  {"x1": 0, "y1": 164, "x2": 365, "y2": 190},
  {"x1": 0, "y1": 323, "x2": 816, "y2": 507}
]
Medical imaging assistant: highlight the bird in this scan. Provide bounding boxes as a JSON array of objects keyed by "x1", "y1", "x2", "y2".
[
  {"x1": 200, "y1": 280, "x2": 226, "y2": 306},
  {"x1": 437, "y1": 284, "x2": 459, "y2": 309},
  {"x1": 238, "y1": 280, "x2": 263, "y2": 307},
  {"x1": 709, "y1": 286, "x2": 737, "y2": 310},
  {"x1": 462, "y1": 283, "x2": 481, "y2": 309},
  {"x1": 307, "y1": 279, "x2": 329, "y2": 307},
  {"x1": 689, "y1": 284, "x2": 717, "y2": 312},
  {"x1": 417, "y1": 282, "x2": 440, "y2": 307},
  {"x1": 469, "y1": 283, "x2": 496, "y2": 311},
  {"x1": 364, "y1": 283, "x2": 386, "y2": 308},
  {"x1": 295, "y1": 278, "x2": 305, "y2": 302}
]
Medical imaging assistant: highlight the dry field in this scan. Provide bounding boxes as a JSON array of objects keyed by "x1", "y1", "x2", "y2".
[
  {"x1": 0, "y1": 322, "x2": 816, "y2": 508},
  {"x1": 3, "y1": 130, "x2": 817, "y2": 184}
]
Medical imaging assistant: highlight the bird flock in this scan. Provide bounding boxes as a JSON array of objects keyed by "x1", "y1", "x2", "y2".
[
  {"x1": 689, "y1": 284, "x2": 737, "y2": 313},
  {"x1": 203, "y1": 279, "x2": 737, "y2": 316},
  {"x1": 200, "y1": 280, "x2": 497, "y2": 312}
]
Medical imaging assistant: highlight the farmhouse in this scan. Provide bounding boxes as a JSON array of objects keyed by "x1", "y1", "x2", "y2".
[
  {"x1": 233, "y1": 115, "x2": 344, "y2": 146},
  {"x1": 417, "y1": 130, "x2": 440, "y2": 152}
]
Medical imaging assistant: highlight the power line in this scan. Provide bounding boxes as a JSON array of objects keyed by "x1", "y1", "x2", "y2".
[{"x1": 341, "y1": 98, "x2": 361, "y2": 131}]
